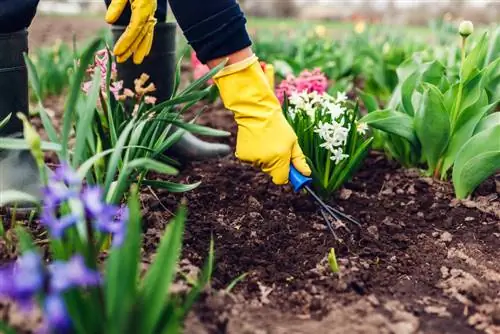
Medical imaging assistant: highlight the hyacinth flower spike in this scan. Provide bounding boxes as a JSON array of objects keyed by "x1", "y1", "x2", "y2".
[{"x1": 289, "y1": 165, "x2": 361, "y2": 239}]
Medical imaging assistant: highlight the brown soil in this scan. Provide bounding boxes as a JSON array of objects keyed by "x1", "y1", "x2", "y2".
[
  {"x1": 28, "y1": 14, "x2": 106, "y2": 49},
  {"x1": 137, "y1": 102, "x2": 500, "y2": 334},
  {"x1": 2, "y1": 15, "x2": 500, "y2": 334}
]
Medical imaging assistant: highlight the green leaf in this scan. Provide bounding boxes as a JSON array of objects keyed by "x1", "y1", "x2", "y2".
[
  {"x1": 474, "y1": 112, "x2": 500, "y2": 135},
  {"x1": 357, "y1": 90, "x2": 379, "y2": 113},
  {"x1": 414, "y1": 85, "x2": 450, "y2": 171},
  {"x1": 147, "y1": 90, "x2": 212, "y2": 114},
  {"x1": 15, "y1": 226, "x2": 36, "y2": 253},
  {"x1": 180, "y1": 237, "x2": 215, "y2": 319},
  {"x1": 126, "y1": 158, "x2": 178, "y2": 175},
  {"x1": 359, "y1": 109, "x2": 419, "y2": 148},
  {"x1": 74, "y1": 66, "x2": 100, "y2": 166},
  {"x1": 0, "y1": 138, "x2": 61, "y2": 151},
  {"x1": 462, "y1": 33, "x2": 488, "y2": 81},
  {"x1": 61, "y1": 37, "x2": 102, "y2": 160},
  {"x1": 225, "y1": 273, "x2": 248, "y2": 293},
  {"x1": 105, "y1": 185, "x2": 142, "y2": 334},
  {"x1": 139, "y1": 203, "x2": 187, "y2": 333},
  {"x1": 327, "y1": 248, "x2": 340, "y2": 274},
  {"x1": 0, "y1": 190, "x2": 38, "y2": 207},
  {"x1": 441, "y1": 94, "x2": 494, "y2": 175},
  {"x1": 180, "y1": 60, "x2": 226, "y2": 96},
  {"x1": 0, "y1": 113, "x2": 11, "y2": 129},
  {"x1": 452, "y1": 125, "x2": 500, "y2": 199},
  {"x1": 24, "y1": 54, "x2": 60, "y2": 146},
  {"x1": 169, "y1": 120, "x2": 230, "y2": 137},
  {"x1": 0, "y1": 321, "x2": 17, "y2": 334},
  {"x1": 142, "y1": 180, "x2": 200, "y2": 193},
  {"x1": 460, "y1": 71, "x2": 484, "y2": 114},
  {"x1": 400, "y1": 71, "x2": 419, "y2": 116},
  {"x1": 104, "y1": 120, "x2": 136, "y2": 193}
]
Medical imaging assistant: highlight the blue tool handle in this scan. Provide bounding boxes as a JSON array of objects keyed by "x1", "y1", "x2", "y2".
[{"x1": 289, "y1": 165, "x2": 312, "y2": 192}]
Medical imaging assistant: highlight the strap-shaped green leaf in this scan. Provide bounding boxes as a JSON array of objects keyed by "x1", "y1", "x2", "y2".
[
  {"x1": 105, "y1": 185, "x2": 142, "y2": 334},
  {"x1": 414, "y1": 85, "x2": 450, "y2": 172},
  {"x1": 360, "y1": 109, "x2": 419, "y2": 148},
  {"x1": 452, "y1": 125, "x2": 500, "y2": 199},
  {"x1": 138, "y1": 204, "x2": 187, "y2": 333}
]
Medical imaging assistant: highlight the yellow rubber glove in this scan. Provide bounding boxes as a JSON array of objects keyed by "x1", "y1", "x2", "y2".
[
  {"x1": 213, "y1": 55, "x2": 311, "y2": 185},
  {"x1": 105, "y1": 0, "x2": 157, "y2": 64}
]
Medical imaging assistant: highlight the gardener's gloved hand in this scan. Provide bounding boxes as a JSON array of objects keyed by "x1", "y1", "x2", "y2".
[
  {"x1": 105, "y1": 0, "x2": 157, "y2": 64},
  {"x1": 213, "y1": 55, "x2": 311, "y2": 185}
]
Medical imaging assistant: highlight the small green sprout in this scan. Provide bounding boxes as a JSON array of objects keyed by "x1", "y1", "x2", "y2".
[{"x1": 327, "y1": 248, "x2": 340, "y2": 274}]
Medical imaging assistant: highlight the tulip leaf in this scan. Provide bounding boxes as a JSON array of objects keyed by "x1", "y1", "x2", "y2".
[
  {"x1": 360, "y1": 109, "x2": 418, "y2": 148},
  {"x1": 459, "y1": 71, "x2": 484, "y2": 114},
  {"x1": 452, "y1": 125, "x2": 500, "y2": 199},
  {"x1": 414, "y1": 85, "x2": 450, "y2": 172},
  {"x1": 401, "y1": 71, "x2": 419, "y2": 116},
  {"x1": 441, "y1": 92, "x2": 494, "y2": 175},
  {"x1": 357, "y1": 90, "x2": 379, "y2": 113},
  {"x1": 462, "y1": 33, "x2": 488, "y2": 81},
  {"x1": 474, "y1": 112, "x2": 500, "y2": 135}
]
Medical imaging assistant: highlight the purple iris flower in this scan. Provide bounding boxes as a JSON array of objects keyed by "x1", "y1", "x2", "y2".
[
  {"x1": 0, "y1": 251, "x2": 44, "y2": 309},
  {"x1": 81, "y1": 187, "x2": 128, "y2": 247},
  {"x1": 41, "y1": 183, "x2": 78, "y2": 209},
  {"x1": 52, "y1": 163, "x2": 81, "y2": 188},
  {"x1": 40, "y1": 210, "x2": 80, "y2": 239},
  {"x1": 49, "y1": 255, "x2": 101, "y2": 293},
  {"x1": 43, "y1": 294, "x2": 72, "y2": 333}
]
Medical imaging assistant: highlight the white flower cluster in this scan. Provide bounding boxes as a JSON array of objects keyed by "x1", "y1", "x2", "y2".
[{"x1": 287, "y1": 90, "x2": 368, "y2": 165}]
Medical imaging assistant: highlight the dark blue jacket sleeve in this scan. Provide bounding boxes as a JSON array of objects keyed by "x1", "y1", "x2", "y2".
[{"x1": 103, "y1": 0, "x2": 252, "y2": 65}]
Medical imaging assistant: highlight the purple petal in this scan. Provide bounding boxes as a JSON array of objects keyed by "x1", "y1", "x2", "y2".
[
  {"x1": 41, "y1": 213, "x2": 79, "y2": 239},
  {"x1": 44, "y1": 294, "x2": 72, "y2": 333},
  {"x1": 49, "y1": 255, "x2": 100, "y2": 293},
  {"x1": 52, "y1": 164, "x2": 81, "y2": 187},
  {"x1": 81, "y1": 187, "x2": 105, "y2": 218}
]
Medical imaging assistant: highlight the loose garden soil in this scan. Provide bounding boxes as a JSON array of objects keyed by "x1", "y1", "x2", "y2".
[{"x1": 1, "y1": 16, "x2": 499, "y2": 334}]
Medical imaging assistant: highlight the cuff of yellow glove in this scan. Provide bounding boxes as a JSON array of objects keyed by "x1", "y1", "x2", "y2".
[{"x1": 213, "y1": 54, "x2": 259, "y2": 79}]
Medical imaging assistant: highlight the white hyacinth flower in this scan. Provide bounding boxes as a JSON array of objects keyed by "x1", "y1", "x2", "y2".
[
  {"x1": 320, "y1": 140, "x2": 336, "y2": 152},
  {"x1": 326, "y1": 102, "x2": 346, "y2": 119},
  {"x1": 356, "y1": 122, "x2": 368, "y2": 135},
  {"x1": 326, "y1": 126, "x2": 349, "y2": 146},
  {"x1": 288, "y1": 91, "x2": 305, "y2": 107},
  {"x1": 330, "y1": 148, "x2": 349, "y2": 164},
  {"x1": 335, "y1": 91, "x2": 348, "y2": 104}
]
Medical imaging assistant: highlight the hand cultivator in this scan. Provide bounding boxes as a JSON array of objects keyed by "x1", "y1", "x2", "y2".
[{"x1": 289, "y1": 165, "x2": 361, "y2": 239}]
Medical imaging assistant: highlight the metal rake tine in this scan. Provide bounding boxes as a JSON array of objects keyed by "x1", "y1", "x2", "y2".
[
  {"x1": 320, "y1": 209, "x2": 340, "y2": 239},
  {"x1": 322, "y1": 204, "x2": 352, "y2": 233},
  {"x1": 324, "y1": 204, "x2": 361, "y2": 228}
]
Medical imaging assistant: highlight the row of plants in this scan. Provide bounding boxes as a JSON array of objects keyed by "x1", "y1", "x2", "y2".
[
  {"x1": 265, "y1": 20, "x2": 499, "y2": 199},
  {"x1": 186, "y1": 20, "x2": 499, "y2": 200},
  {"x1": 0, "y1": 35, "x2": 228, "y2": 333}
]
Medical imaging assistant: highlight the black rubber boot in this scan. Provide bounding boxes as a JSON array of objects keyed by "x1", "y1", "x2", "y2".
[
  {"x1": 0, "y1": 29, "x2": 40, "y2": 208},
  {"x1": 110, "y1": 22, "x2": 231, "y2": 163}
]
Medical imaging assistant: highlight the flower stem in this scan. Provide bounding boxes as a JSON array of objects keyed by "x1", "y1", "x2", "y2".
[
  {"x1": 433, "y1": 158, "x2": 444, "y2": 179},
  {"x1": 323, "y1": 151, "x2": 331, "y2": 188},
  {"x1": 452, "y1": 37, "x2": 467, "y2": 127}
]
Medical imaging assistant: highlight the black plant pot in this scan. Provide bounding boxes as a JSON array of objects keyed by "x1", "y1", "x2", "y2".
[{"x1": 110, "y1": 22, "x2": 177, "y2": 102}]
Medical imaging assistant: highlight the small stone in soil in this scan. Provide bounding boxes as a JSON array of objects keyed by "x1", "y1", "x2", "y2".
[
  {"x1": 439, "y1": 232, "x2": 453, "y2": 243},
  {"x1": 367, "y1": 225, "x2": 379, "y2": 240}
]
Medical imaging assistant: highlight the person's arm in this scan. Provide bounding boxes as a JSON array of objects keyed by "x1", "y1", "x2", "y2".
[{"x1": 106, "y1": 0, "x2": 311, "y2": 184}]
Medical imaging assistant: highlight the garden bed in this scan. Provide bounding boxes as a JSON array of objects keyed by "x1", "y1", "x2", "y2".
[
  {"x1": 1, "y1": 15, "x2": 499, "y2": 334},
  {"x1": 142, "y1": 102, "x2": 499, "y2": 334}
]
